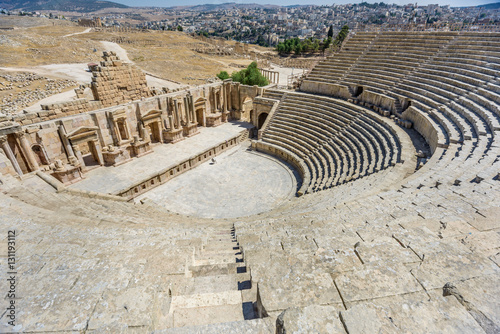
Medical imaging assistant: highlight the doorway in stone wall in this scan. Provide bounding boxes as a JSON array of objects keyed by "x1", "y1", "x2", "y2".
[
  {"x1": 148, "y1": 122, "x2": 161, "y2": 143},
  {"x1": 81, "y1": 141, "x2": 100, "y2": 168},
  {"x1": 258, "y1": 112, "x2": 269, "y2": 129},
  {"x1": 32, "y1": 144, "x2": 49, "y2": 166}
]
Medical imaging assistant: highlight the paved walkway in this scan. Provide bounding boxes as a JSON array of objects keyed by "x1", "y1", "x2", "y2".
[
  {"x1": 135, "y1": 144, "x2": 297, "y2": 219},
  {"x1": 69, "y1": 121, "x2": 253, "y2": 194}
]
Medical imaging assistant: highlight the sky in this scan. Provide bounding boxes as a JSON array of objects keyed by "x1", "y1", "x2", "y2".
[{"x1": 113, "y1": 0, "x2": 496, "y2": 8}]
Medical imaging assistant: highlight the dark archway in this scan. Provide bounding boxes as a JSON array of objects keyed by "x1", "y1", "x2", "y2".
[
  {"x1": 258, "y1": 112, "x2": 269, "y2": 129},
  {"x1": 353, "y1": 86, "x2": 363, "y2": 97},
  {"x1": 32, "y1": 144, "x2": 49, "y2": 166}
]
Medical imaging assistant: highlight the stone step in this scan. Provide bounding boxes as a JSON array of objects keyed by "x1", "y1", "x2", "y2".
[
  {"x1": 199, "y1": 247, "x2": 241, "y2": 256},
  {"x1": 171, "y1": 303, "x2": 245, "y2": 328},
  {"x1": 170, "y1": 273, "x2": 251, "y2": 296},
  {"x1": 170, "y1": 290, "x2": 243, "y2": 310},
  {"x1": 201, "y1": 242, "x2": 239, "y2": 251},
  {"x1": 193, "y1": 255, "x2": 241, "y2": 267},
  {"x1": 188, "y1": 262, "x2": 242, "y2": 277},
  {"x1": 153, "y1": 318, "x2": 275, "y2": 334}
]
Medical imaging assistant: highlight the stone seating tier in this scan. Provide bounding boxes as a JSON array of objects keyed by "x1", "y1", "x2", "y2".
[{"x1": 261, "y1": 92, "x2": 402, "y2": 193}]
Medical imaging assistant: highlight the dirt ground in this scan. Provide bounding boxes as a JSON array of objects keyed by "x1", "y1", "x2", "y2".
[
  {"x1": 0, "y1": 16, "x2": 282, "y2": 113},
  {"x1": 0, "y1": 18, "x2": 273, "y2": 85}
]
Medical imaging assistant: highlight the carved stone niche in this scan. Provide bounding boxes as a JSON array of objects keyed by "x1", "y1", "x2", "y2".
[
  {"x1": 141, "y1": 109, "x2": 163, "y2": 144},
  {"x1": 65, "y1": 126, "x2": 105, "y2": 174},
  {"x1": 108, "y1": 109, "x2": 133, "y2": 147}
]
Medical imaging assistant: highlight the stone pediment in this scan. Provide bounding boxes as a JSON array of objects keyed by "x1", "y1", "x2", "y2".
[
  {"x1": 141, "y1": 109, "x2": 162, "y2": 123},
  {"x1": 108, "y1": 108, "x2": 128, "y2": 120},
  {"x1": 66, "y1": 126, "x2": 99, "y2": 144}
]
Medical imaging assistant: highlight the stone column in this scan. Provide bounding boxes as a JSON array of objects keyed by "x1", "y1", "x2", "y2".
[
  {"x1": 15, "y1": 132, "x2": 39, "y2": 171},
  {"x1": 223, "y1": 85, "x2": 228, "y2": 113},
  {"x1": 157, "y1": 120, "x2": 163, "y2": 143},
  {"x1": 0, "y1": 136, "x2": 23, "y2": 176},
  {"x1": 141, "y1": 124, "x2": 150, "y2": 143},
  {"x1": 183, "y1": 96, "x2": 190, "y2": 123},
  {"x1": 226, "y1": 83, "x2": 232, "y2": 110},
  {"x1": 73, "y1": 145, "x2": 85, "y2": 169},
  {"x1": 93, "y1": 141, "x2": 104, "y2": 166},
  {"x1": 174, "y1": 101, "x2": 180, "y2": 128},
  {"x1": 168, "y1": 115, "x2": 174, "y2": 130},
  {"x1": 189, "y1": 95, "x2": 196, "y2": 124},
  {"x1": 58, "y1": 125, "x2": 76, "y2": 161}
]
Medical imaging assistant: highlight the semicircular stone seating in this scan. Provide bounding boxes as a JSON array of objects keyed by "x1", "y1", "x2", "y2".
[
  {"x1": 236, "y1": 32, "x2": 500, "y2": 329},
  {"x1": 261, "y1": 92, "x2": 403, "y2": 194},
  {"x1": 273, "y1": 31, "x2": 500, "y2": 194},
  {"x1": 2, "y1": 31, "x2": 500, "y2": 333}
]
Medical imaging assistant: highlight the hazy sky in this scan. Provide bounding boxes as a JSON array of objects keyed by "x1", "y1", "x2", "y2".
[{"x1": 114, "y1": 0, "x2": 494, "y2": 8}]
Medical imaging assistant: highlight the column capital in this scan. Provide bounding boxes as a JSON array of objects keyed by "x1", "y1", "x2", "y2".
[
  {"x1": 0, "y1": 135, "x2": 7, "y2": 145},
  {"x1": 14, "y1": 131, "x2": 26, "y2": 139}
]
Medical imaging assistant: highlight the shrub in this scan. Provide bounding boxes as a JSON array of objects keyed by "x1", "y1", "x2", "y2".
[
  {"x1": 217, "y1": 71, "x2": 230, "y2": 80},
  {"x1": 229, "y1": 62, "x2": 269, "y2": 87}
]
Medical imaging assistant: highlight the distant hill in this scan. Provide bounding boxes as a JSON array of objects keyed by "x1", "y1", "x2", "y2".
[
  {"x1": 0, "y1": 0, "x2": 128, "y2": 12},
  {"x1": 477, "y1": 2, "x2": 500, "y2": 9}
]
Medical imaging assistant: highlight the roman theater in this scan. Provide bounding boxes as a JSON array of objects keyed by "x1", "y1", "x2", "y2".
[{"x1": 1, "y1": 30, "x2": 499, "y2": 333}]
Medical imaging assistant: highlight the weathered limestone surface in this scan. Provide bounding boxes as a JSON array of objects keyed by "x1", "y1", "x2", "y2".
[
  {"x1": 276, "y1": 305, "x2": 345, "y2": 334},
  {"x1": 1, "y1": 31, "x2": 500, "y2": 333}
]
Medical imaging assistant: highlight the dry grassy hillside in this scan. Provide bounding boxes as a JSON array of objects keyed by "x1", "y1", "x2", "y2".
[
  {"x1": 0, "y1": 16, "x2": 271, "y2": 85},
  {"x1": 77, "y1": 29, "x2": 255, "y2": 85},
  {"x1": 0, "y1": 23, "x2": 105, "y2": 66}
]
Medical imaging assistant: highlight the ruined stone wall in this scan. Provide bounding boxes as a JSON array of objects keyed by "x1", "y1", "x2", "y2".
[
  {"x1": 0, "y1": 80, "x2": 256, "y2": 179},
  {"x1": 90, "y1": 51, "x2": 151, "y2": 107}
]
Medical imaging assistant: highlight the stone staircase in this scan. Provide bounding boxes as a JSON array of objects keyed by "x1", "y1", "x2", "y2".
[{"x1": 164, "y1": 225, "x2": 266, "y2": 330}]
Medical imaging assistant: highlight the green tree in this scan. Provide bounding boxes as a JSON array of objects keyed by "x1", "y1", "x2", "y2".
[
  {"x1": 333, "y1": 25, "x2": 349, "y2": 47},
  {"x1": 177, "y1": 25, "x2": 183, "y2": 32},
  {"x1": 229, "y1": 62, "x2": 269, "y2": 87},
  {"x1": 327, "y1": 25, "x2": 334, "y2": 39},
  {"x1": 217, "y1": 71, "x2": 230, "y2": 80},
  {"x1": 295, "y1": 44, "x2": 303, "y2": 55}
]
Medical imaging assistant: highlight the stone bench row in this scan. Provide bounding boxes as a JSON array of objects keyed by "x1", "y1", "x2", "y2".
[
  {"x1": 472, "y1": 89, "x2": 500, "y2": 123},
  {"x1": 430, "y1": 57, "x2": 499, "y2": 78},
  {"x1": 262, "y1": 90, "x2": 284, "y2": 101},
  {"x1": 283, "y1": 94, "x2": 359, "y2": 119},
  {"x1": 279, "y1": 101, "x2": 353, "y2": 128},
  {"x1": 263, "y1": 107, "x2": 399, "y2": 192},
  {"x1": 363, "y1": 48, "x2": 436, "y2": 58},
  {"x1": 263, "y1": 127, "x2": 357, "y2": 192},
  {"x1": 454, "y1": 95, "x2": 500, "y2": 134},
  {"x1": 421, "y1": 136, "x2": 498, "y2": 187},
  {"x1": 437, "y1": 51, "x2": 500, "y2": 67},
  {"x1": 392, "y1": 86, "x2": 463, "y2": 144},
  {"x1": 424, "y1": 63, "x2": 494, "y2": 85},
  {"x1": 275, "y1": 104, "x2": 395, "y2": 165},
  {"x1": 395, "y1": 75, "x2": 500, "y2": 143},
  {"x1": 273, "y1": 107, "x2": 397, "y2": 172},
  {"x1": 355, "y1": 59, "x2": 417, "y2": 72}
]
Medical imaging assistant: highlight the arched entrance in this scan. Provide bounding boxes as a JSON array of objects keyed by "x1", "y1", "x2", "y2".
[
  {"x1": 258, "y1": 112, "x2": 268, "y2": 129},
  {"x1": 352, "y1": 86, "x2": 363, "y2": 97},
  {"x1": 32, "y1": 144, "x2": 49, "y2": 166}
]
